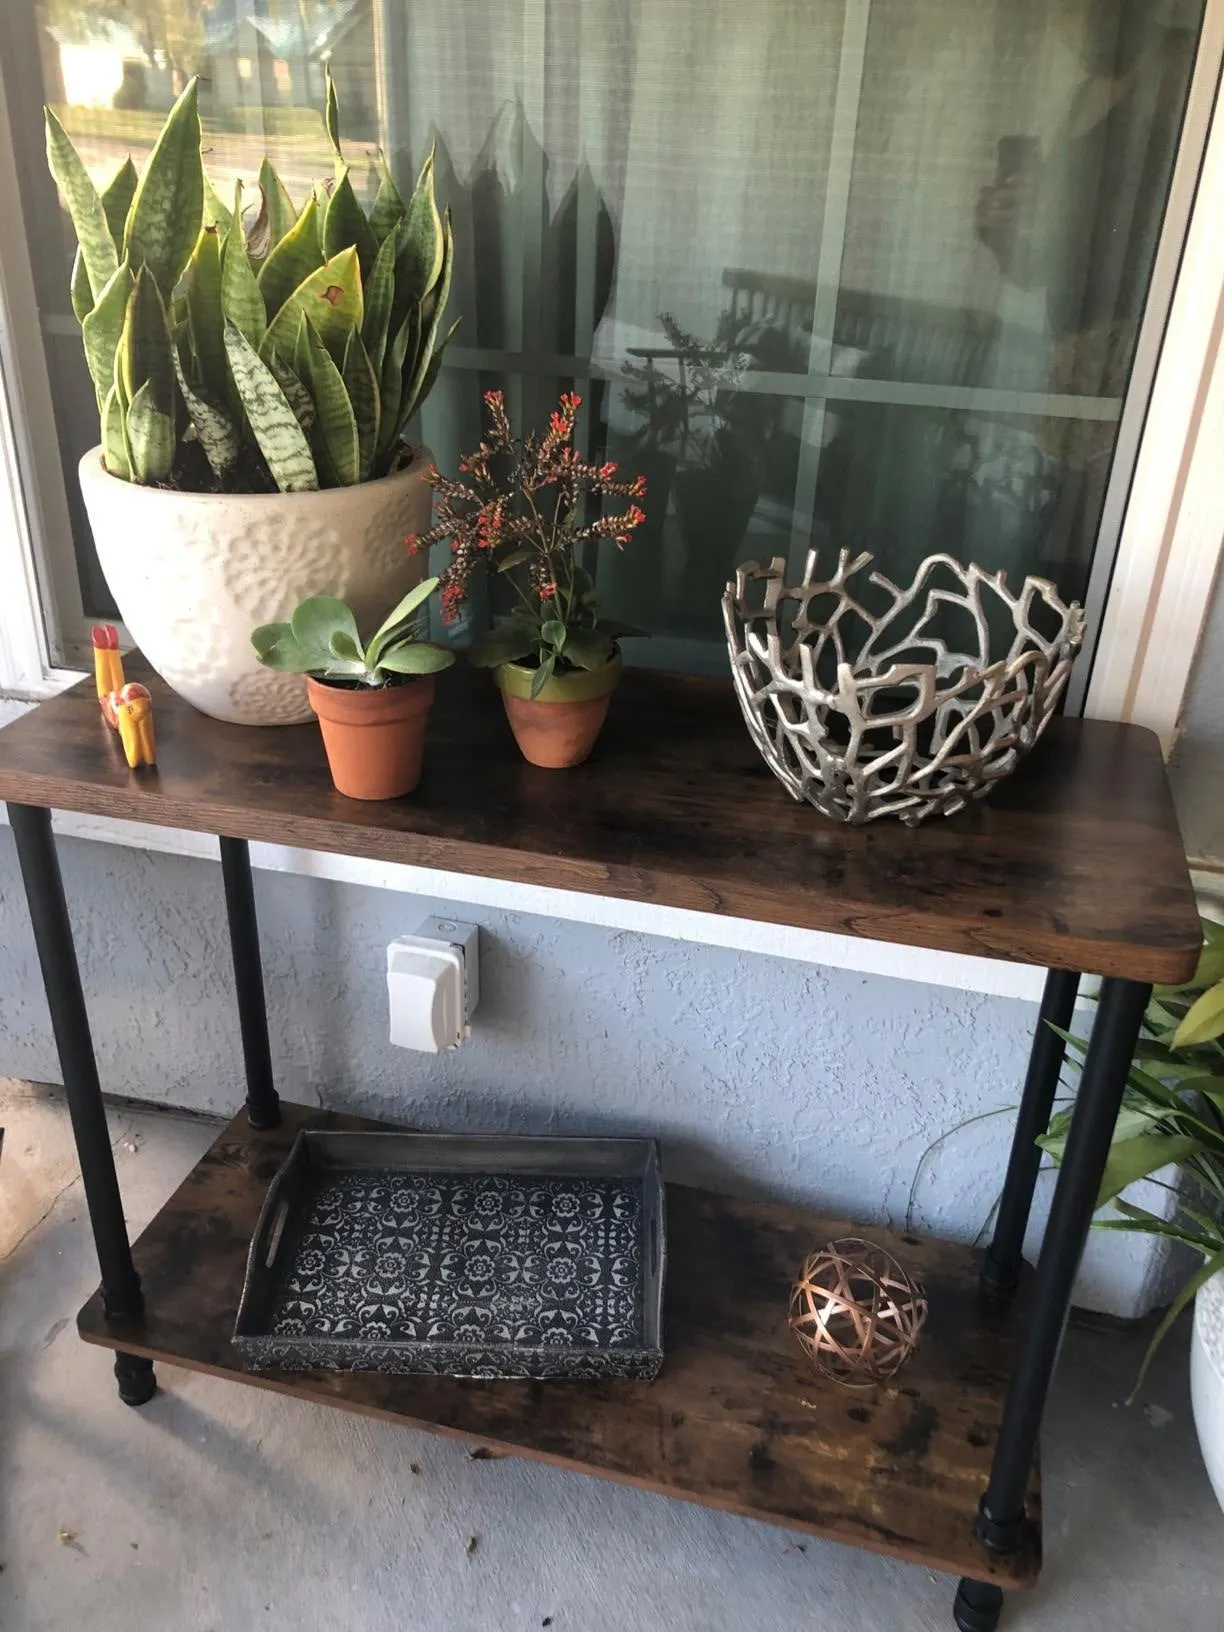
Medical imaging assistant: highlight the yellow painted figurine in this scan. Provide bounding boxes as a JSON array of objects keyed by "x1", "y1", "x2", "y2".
[{"x1": 91, "y1": 627, "x2": 155, "y2": 768}]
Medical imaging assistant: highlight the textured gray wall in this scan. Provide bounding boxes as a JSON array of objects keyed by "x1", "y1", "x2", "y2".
[
  {"x1": 0, "y1": 826, "x2": 1163, "y2": 1314},
  {"x1": 1170, "y1": 567, "x2": 1224, "y2": 864}
]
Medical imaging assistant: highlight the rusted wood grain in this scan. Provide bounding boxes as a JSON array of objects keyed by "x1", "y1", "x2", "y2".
[{"x1": 79, "y1": 1103, "x2": 1041, "y2": 1587}]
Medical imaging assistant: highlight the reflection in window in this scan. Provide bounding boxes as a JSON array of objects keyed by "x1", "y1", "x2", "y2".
[{"x1": 26, "y1": 0, "x2": 1207, "y2": 667}]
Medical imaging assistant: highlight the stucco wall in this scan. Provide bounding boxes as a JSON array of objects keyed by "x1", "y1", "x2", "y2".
[{"x1": 0, "y1": 826, "x2": 1164, "y2": 1316}]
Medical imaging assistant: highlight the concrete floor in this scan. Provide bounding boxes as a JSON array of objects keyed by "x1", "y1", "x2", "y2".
[{"x1": 1, "y1": 1080, "x2": 1221, "y2": 1632}]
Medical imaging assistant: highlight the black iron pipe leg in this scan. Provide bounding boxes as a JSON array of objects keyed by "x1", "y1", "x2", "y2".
[
  {"x1": 954, "y1": 976, "x2": 1150, "y2": 1624},
  {"x1": 114, "y1": 1352, "x2": 156, "y2": 1407},
  {"x1": 219, "y1": 836, "x2": 280, "y2": 1130},
  {"x1": 7, "y1": 802, "x2": 156, "y2": 1405},
  {"x1": 982, "y1": 968, "x2": 1081, "y2": 1296},
  {"x1": 953, "y1": 1580, "x2": 1003, "y2": 1632}
]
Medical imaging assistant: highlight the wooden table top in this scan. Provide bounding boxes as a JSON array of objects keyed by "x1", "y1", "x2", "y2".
[{"x1": 0, "y1": 664, "x2": 1199, "y2": 983}]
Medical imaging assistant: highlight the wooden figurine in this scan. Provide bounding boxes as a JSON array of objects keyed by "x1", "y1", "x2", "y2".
[{"x1": 91, "y1": 623, "x2": 124, "y2": 700}]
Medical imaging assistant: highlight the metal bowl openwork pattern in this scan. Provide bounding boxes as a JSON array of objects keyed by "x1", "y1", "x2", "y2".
[{"x1": 723, "y1": 550, "x2": 1085, "y2": 825}]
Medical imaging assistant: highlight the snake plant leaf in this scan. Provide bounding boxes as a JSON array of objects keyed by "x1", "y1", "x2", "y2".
[
  {"x1": 361, "y1": 228, "x2": 398, "y2": 377},
  {"x1": 323, "y1": 167, "x2": 378, "y2": 280},
  {"x1": 397, "y1": 316, "x2": 460, "y2": 443},
  {"x1": 376, "y1": 642, "x2": 455, "y2": 676},
  {"x1": 342, "y1": 328, "x2": 380, "y2": 480},
  {"x1": 126, "y1": 377, "x2": 175, "y2": 484},
  {"x1": 187, "y1": 225, "x2": 226, "y2": 401},
  {"x1": 264, "y1": 348, "x2": 315, "y2": 435},
  {"x1": 325, "y1": 67, "x2": 342, "y2": 166},
  {"x1": 221, "y1": 205, "x2": 267, "y2": 351},
  {"x1": 377, "y1": 302, "x2": 418, "y2": 460},
  {"x1": 258, "y1": 158, "x2": 297, "y2": 248},
  {"x1": 81, "y1": 257, "x2": 134, "y2": 405},
  {"x1": 368, "y1": 161, "x2": 405, "y2": 244},
  {"x1": 258, "y1": 192, "x2": 323, "y2": 323},
  {"x1": 263, "y1": 246, "x2": 363, "y2": 367},
  {"x1": 123, "y1": 77, "x2": 203, "y2": 296},
  {"x1": 45, "y1": 107, "x2": 118, "y2": 303},
  {"x1": 118, "y1": 267, "x2": 174, "y2": 415},
  {"x1": 224, "y1": 319, "x2": 318, "y2": 492},
  {"x1": 203, "y1": 171, "x2": 233, "y2": 235},
  {"x1": 100, "y1": 382, "x2": 131, "y2": 479},
  {"x1": 396, "y1": 149, "x2": 445, "y2": 303},
  {"x1": 399, "y1": 216, "x2": 453, "y2": 417},
  {"x1": 74, "y1": 155, "x2": 140, "y2": 319},
  {"x1": 173, "y1": 351, "x2": 239, "y2": 479},
  {"x1": 300, "y1": 318, "x2": 360, "y2": 487}
]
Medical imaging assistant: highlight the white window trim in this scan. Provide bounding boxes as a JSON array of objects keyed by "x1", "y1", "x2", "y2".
[{"x1": 3, "y1": 31, "x2": 1223, "y2": 1003}]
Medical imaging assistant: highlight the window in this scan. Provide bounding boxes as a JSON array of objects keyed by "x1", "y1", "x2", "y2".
[{"x1": 0, "y1": 0, "x2": 1220, "y2": 698}]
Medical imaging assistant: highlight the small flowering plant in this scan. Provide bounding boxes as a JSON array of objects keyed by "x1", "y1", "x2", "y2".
[{"x1": 409, "y1": 390, "x2": 647, "y2": 698}]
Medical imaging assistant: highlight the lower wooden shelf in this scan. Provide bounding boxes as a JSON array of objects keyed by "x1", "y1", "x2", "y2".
[{"x1": 78, "y1": 1102, "x2": 1039, "y2": 1587}]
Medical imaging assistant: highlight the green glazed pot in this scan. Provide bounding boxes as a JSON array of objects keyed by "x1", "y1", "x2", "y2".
[{"x1": 494, "y1": 654, "x2": 622, "y2": 767}]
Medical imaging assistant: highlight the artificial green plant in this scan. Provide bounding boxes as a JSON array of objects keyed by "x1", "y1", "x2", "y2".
[
  {"x1": 252, "y1": 577, "x2": 455, "y2": 686},
  {"x1": 46, "y1": 72, "x2": 458, "y2": 493}
]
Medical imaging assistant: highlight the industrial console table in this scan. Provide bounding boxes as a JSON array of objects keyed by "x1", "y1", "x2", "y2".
[{"x1": 0, "y1": 664, "x2": 1200, "y2": 1631}]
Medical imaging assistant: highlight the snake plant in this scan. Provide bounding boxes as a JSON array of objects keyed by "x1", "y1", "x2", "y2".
[{"x1": 46, "y1": 73, "x2": 457, "y2": 492}]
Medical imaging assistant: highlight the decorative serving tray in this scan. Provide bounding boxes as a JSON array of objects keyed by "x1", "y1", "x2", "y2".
[{"x1": 233, "y1": 1131, "x2": 666, "y2": 1380}]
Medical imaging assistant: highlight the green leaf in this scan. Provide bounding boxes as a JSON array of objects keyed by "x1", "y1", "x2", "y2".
[
  {"x1": 341, "y1": 328, "x2": 380, "y2": 480},
  {"x1": 173, "y1": 351, "x2": 239, "y2": 479},
  {"x1": 392, "y1": 315, "x2": 459, "y2": 448},
  {"x1": 70, "y1": 250, "x2": 93, "y2": 325},
  {"x1": 122, "y1": 77, "x2": 203, "y2": 295},
  {"x1": 118, "y1": 267, "x2": 174, "y2": 413},
  {"x1": 329, "y1": 629, "x2": 364, "y2": 665},
  {"x1": 223, "y1": 320, "x2": 318, "y2": 492},
  {"x1": 377, "y1": 303, "x2": 418, "y2": 458},
  {"x1": 101, "y1": 156, "x2": 139, "y2": 248},
  {"x1": 292, "y1": 595, "x2": 359, "y2": 659},
  {"x1": 100, "y1": 382, "x2": 130, "y2": 479},
  {"x1": 125, "y1": 378, "x2": 175, "y2": 484},
  {"x1": 81, "y1": 257, "x2": 134, "y2": 406},
  {"x1": 263, "y1": 247, "x2": 363, "y2": 369},
  {"x1": 187, "y1": 226, "x2": 225, "y2": 400},
  {"x1": 251, "y1": 624, "x2": 315, "y2": 672},
  {"x1": 263, "y1": 349, "x2": 315, "y2": 435},
  {"x1": 377, "y1": 642, "x2": 455, "y2": 676},
  {"x1": 361, "y1": 229, "x2": 398, "y2": 376},
  {"x1": 258, "y1": 159, "x2": 297, "y2": 248},
  {"x1": 45, "y1": 106, "x2": 118, "y2": 304},
  {"x1": 1095, "y1": 1133, "x2": 1202, "y2": 1208},
  {"x1": 257, "y1": 193, "x2": 323, "y2": 325},
  {"x1": 529, "y1": 654, "x2": 557, "y2": 699},
  {"x1": 1173, "y1": 981, "x2": 1224, "y2": 1049},
  {"x1": 323, "y1": 168, "x2": 378, "y2": 281},
  {"x1": 366, "y1": 576, "x2": 439, "y2": 667},
  {"x1": 203, "y1": 172, "x2": 233, "y2": 235},
  {"x1": 299, "y1": 318, "x2": 360, "y2": 487},
  {"x1": 368, "y1": 164, "x2": 405, "y2": 244},
  {"x1": 396, "y1": 149, "x2": 444, "y2": 304},
  {"x1": 221, "y1": 204, "x2": 266, "y2": 352},
  {"x1": 558, "y1": 629, "x2": 615, "y2": 671},
  {"x1": 468, "y1": 622, "x2": 537, "y2": 668},
  {"x1": 398, "y1": 211, "x2": 453, "y2": 421},
  {"x1": 540, "y1": 619, "x2": 567, "y2": 651},
  {"x1": 1130, "y1": 1247, "x2": 1224, "y2": 1401},
  {"x1": 325, "y1": 67, "x2": 342, "y2": 163},
  {"x1": 495, "y1": 548, "x2": 534, "y2": 574}
]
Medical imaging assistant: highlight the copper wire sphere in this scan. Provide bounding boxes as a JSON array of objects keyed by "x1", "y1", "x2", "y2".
[{"x1": 788, "y1": 1238, "x2": 928, "y2": 1388}]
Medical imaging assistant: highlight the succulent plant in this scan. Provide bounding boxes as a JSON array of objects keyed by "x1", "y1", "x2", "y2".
[
  {"x1": 46, "y1": 73, "x2": 458, "y2": 493},
  {"x1": 251, "y1": 577, "x2": 455, "y2": 686}
]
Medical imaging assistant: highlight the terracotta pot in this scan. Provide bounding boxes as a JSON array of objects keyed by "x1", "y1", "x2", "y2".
[
  {"x1": 495, "y1": 656, "x2": 622, "y2": 769},
  {"x1": 306, "y1": 674, "x2": 436, "y2": 800}
]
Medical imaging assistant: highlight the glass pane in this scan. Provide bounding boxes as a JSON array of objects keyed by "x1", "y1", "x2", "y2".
[{"x1": 20, "y1": 0, "x2": 1207, "y2": 667}]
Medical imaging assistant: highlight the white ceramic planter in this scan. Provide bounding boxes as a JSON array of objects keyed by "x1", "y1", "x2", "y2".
[
  {"x1": 1191, "y1": 1267, "x2": 1224, "y2": 1514},
  {"x1": 78, "y1": 447, "x2": 433, "y2": 725}
]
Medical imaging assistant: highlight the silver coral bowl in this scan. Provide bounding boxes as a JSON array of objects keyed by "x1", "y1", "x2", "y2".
[{"x1": 722, "y1": 550, "x2": 1085, "y2": 826}]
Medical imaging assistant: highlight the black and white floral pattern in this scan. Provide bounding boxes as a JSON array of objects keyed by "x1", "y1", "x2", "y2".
[{"x1": 237, "y1": 1171, "x2": 661, "y2": 1380}]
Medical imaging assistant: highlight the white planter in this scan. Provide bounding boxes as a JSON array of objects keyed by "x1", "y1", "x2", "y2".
[
  {"x1": 78, "y1": 446, "x2": 433, "y2": 725},
  {"x1": 1191, "y1": 1266, "x2": 1224, "y2": 1514}
]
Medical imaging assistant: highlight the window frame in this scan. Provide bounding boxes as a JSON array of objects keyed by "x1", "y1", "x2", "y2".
[{"x1": 1, "y1": 7, "x2": 1222, "y2": 993}]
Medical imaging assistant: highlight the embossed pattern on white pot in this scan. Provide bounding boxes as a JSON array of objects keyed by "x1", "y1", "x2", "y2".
[
  {"x1": 1191, "y1": 1268, "x2": 1224, "y2": 1514},
  {"x1": 78, "y1": 447, "x2": 433, "y2": 725}
]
